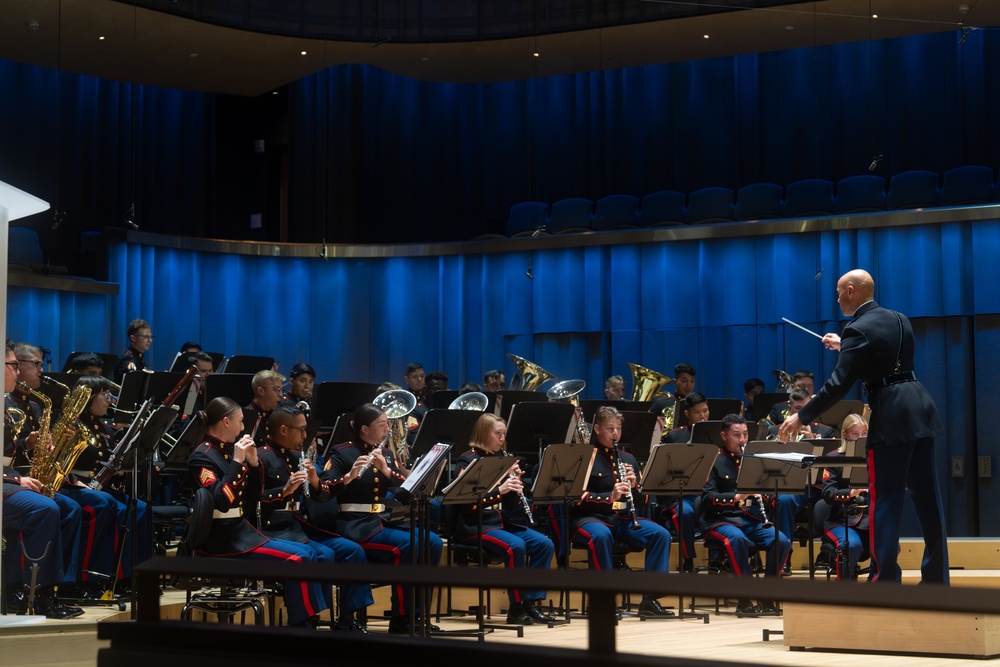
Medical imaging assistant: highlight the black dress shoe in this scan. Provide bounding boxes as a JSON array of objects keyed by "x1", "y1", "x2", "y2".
[
  {"x1": 759, "y1": 600, "x2": 780, "y2": 614},
  {"x1": 524, "y1": 601, "x2": 555, "y2": 624},
  {"x1": 333, "y1": 618, "x2": 368, "y2": 633},
  {"x1": 682, "y1": 558, "x2": 694, "y2": 573},
  {"x1": 735, "y1": 598, "x2": 760, "y2": 615},
  {"x1": 289, "y1": 615, "x2": 318, "y2": 629},
  {"x1": 505, "y1": 601, "x2": 535, "y2": 625},
  {"x1": 389, "y1": 614, "x2": 440, "y2": 634},
  {"x1": 637, "y1": 598, "x2": 675, "y2": 617},
  {"x1": 35, "y1": 590, "x2": 85, "y2": 619},
  {"x1": 782, "y1": 562, "x2": 792, "y2": 576}
]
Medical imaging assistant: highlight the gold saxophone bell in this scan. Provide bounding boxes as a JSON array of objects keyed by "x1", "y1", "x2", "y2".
[
  {"x1": 507, "y1": 354, "x2": 557, "y2": 391},
  {"x1": 627, "y1": 363, "x2": 674, "y2": 402}
]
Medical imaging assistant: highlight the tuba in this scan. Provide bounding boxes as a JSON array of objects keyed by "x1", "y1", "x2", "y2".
[
  {"x1": 547, "y1": 379, "x2": 588, "y2": 445},
  {"x1": 448, "y1": 392, "x2": 488, "y2": 411},
  {"x1": 30, "y1": 383, "x2": 92, "y2": 498},
  {"x1": 373, "y1": 389, "x2": 418, "y2": 470},
  {"x1": 507, "y1": 354, "x2": 557, "y2": 391},
  {"x1": 627, "y1": 363, "x2": 674, "y2": 402}
]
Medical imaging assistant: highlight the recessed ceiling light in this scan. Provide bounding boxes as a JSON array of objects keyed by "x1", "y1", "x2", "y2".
[
  {"x1": 300, "y1": 50, "x2": 307, "y2": 56},
  {"x1": 785, "y1": 25, "x2": 794, "y2": 31},
  {"x1": 533, "y1": 52, "x2": 540, "y2": 57},
  {"x1": 871, "y1": 13, "x2": 878, "y2": 19},
  {"x1": 703, "y1": 34, "x2": 710, "y2": 39},
  {"x1": 420, "y1": 56, "x2": 430, "y2": 62},
  {"x1": 98, "y1": 35, "x2": 106, "y2": 41},
  {"x1": 190, "y1": 53, "x2": 198, "y2": 58},
  {"x1": 272, "y1": 91, "x2": 279, "y2": 95}
]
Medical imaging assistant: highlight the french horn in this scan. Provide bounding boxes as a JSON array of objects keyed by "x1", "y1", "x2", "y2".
[
  {"x1": 507, "y1": 353, "x2": 557, "y2": 391},
  {"x1": 627, "y1": 363, "x2": 674, "y2": 402}
]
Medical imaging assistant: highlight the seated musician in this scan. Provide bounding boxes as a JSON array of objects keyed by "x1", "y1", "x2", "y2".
[
  {"x1": 743, "y1": 378, "x2": 765, "y2": 415},
  {"x1": 318, "y1": 403, "x2": 444, "y2": 634},
  {"x1": 63, "y1": 374, "x2": 151, "y2": 593},
  {"x1": 284, "y1": 362, "x2": 315, "y2": 407},
  {"x1": 767, "y1": 371, "x2": 816, "y2": 425},
  {"x1": 649, "y1": 362, "x2": 696, "y2": 420},
  {"x1": 766, "y1": 389, "x2": 835, "y2": 439},
  {"x1": 403, "y1": 362, "x2": 427, "y2": 408},
  {"x1": 188, "y1": 396, "x2": 329, "y2": 628},
  {"x1": 10, "y1": 342, "x2": 120, "y2": 598},
  {"x1": 2, "y1": 340, "x2": 84, "y2": 619},
  {"x1": 567, "y1": 405, "x2": 675, "y2": 617},
  {"x1": 243, "y1": 369, "x2": 285, "y2": 447},
  {"x1": 257, "y1": 402, "x2": 373, "y2": 632},
  {"x1": 67, "y1": 351, "x2": 105, "y2": 376},
  {"x1": 113, "y1": 318, "x2": 152, "y2": 384},
  {"x1": 656, "y1": 392, "x2": 711, "y2": 572},
  {"x1": 482, "y1": 369, "x2": 505, "y2": 393},
  {"x1": 700, "y1": 413, "x2": 791, "y2": 615},
  {"x1": 603, "y1": 375, "x2": 625, "y2": 400},
  {"x1": 453, "y1": 413, "x2": 555, "y2": 625},
  {"x1": 820, "y1": 414, "x2": 871, "y2": 580}
]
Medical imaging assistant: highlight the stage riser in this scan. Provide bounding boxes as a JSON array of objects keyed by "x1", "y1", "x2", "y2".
[{"x1": 783, "y1": 602, "x2": 1000, "y2": 658}]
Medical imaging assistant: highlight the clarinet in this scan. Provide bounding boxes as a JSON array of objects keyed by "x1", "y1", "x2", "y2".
[
  {"x1": 499, "y1": 449, "x2": 535, "y2": 526},
  {"x1": 613, "y1": 440, "x2": 641, "y2": 530}
]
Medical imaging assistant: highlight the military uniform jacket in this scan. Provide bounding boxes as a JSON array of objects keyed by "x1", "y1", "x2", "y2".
[
  {"x1": 113, "y1": 345, "x2": 146, "y2": 384},
  {"x1": 188, "y1": 435, "x2": 268, "y2": 556},
  {"x1": 242, "y1": 401, "x2": 271, "y2": 448},
  {"x1": 3, "y1": 409, "x2": 26, "y2": 499},
  {"x1": 453, "y1": 448, "x2": 522, "y2": 540},
  {"x1": 6, "y1": 391, "x2": 43, "y2": 468},
  {"x1": 663, "y1": 426, "x2": 691, "y2": 444},
  {"x1": 569, "y1": 444, "x2": 640, "y2": 532},
  {"x1": 820, "y1": 453, "x2": 869, "y2": 531},
  {"x1": 257, "y1": 441, "x2": 312, "y2": 543},
  {"x1": 699, "y1": 449, "x2": 767, "y2": 532},
  {"x1": 797, "y1": 300, "x2": 944, "y2": 447},
  {"x1": 319, "y1": 440, "x2": 406, "y2": 544}
]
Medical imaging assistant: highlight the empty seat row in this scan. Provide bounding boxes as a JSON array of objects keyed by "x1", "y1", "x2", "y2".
[{"x1": 505, "y1": 165, "x2": 999, "y2": 236}]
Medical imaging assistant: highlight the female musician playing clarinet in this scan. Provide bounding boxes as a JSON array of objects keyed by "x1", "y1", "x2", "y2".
[
  {"x1": 317, "y1": 403, "x2": 443, "y2": 634},
  {"x1": 453, "y1": 413, "x2": 555, "y2": 625},
  {"x1": 188, "y1": 397, "x2": 329, "y2": 628},
  {"x1": 819, "y1": 414, "x2": 871, "y2": 580}
]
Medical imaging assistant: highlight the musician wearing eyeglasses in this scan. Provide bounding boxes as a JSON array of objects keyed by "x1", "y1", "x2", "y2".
[
  {"x1": 256, "y1": 402, "x2": 373, "y2": 632},
  {"x1": 242, "y1": 369, "x2": 285, "y2": 447},
  {"x1": 9, "y1": 342, "x2": 122, "y2": 597},
  {"x1": 819, "y1": 414, "x2": 871, "y2": 580},
  {"x1": 2, "y1": 340, "x2": 84, "y2": 619},
  {"x1": 452, "y1": 413, "x2": 556, "y2": 625},
  {"x1": 701, "y1": 413, "x2": 791, "y2": 615},
  {"x1": 113, "y1": 318, "x2": 152, "y2": 384},
  {"x1": 318, "y1": 402, "x2": 444, "y2": 634},
  {"x1": 567, "y1": 405, "x2": 675, "y2": 617}
]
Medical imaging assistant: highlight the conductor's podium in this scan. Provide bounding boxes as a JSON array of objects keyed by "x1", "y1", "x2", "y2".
[{"x1": 784, "y1": 602, "x2": 1000, "y2": 658}]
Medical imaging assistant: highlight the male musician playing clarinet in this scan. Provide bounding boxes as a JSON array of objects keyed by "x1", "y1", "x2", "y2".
[
  {"x1": 566, "y1": 405, "x2": 675, "y2": 617},
  {"x1": 700, "y1": 413, "x2": 791, "y2": 615},
  {"x1": 779, "y1": 268, "x2": 950, "y2": 585}
]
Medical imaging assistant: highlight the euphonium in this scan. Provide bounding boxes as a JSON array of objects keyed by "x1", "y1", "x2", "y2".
[
  {"x1": 29, "y1": 383, "x2": 92, "y2": 497},
  {"x1": 546, "y1": 379, "x2": 587, "y2": 444},
  {"x1": 627, "y1": 363, "x2": 674, "y2": 402},
  {"x1": 507, "y1": 353, "x2": 557, "y2": 391}
]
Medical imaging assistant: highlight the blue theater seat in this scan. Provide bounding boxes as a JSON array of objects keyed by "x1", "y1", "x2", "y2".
[
  {"x1": 887, "y1": 170, "x2": 941, "y2": 210},
  {"x1": 506, "y1": 201, "x2": 549, "y2": 237},
  {"x1": 638, "y1": 190, "x2": 686, "y2": 227},
  {"x1": 8, "y1": 226, "x2": 44, "y2": 267},
  {"x1": 685, "y1": 187, "x2": 734, "y2": 225},
  {"x1": 835, "y1": 175, "x2": 886, "y2": 214},
  {"x1": 735, "y1": 183, "x2": 784, "y2": 221},
  {"x1": 783, "y1": 179, "x2": 835, "y2": 218},
  {"x1": 593, "y1": 194, "x2": 640, "y2": 231},
  {"x1": 548, "y1": 197, "x2": 595, "y2": 234},
  {"x1": 941, "y1": 165, "x2": 996, "y2": 206}
]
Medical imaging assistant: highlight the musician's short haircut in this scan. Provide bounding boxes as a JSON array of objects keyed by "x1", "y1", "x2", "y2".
[
  {"x1": 290, "y1": 362, "x2": 316, "y2": 380},
  {"x1": 404, "y1": 362, "x2": 424, "y2": 377},
  {"x1": 789, "y1": 388, "x2": 811, "y2": 403},
  {"x1": 70, "y1": 351, "x2": 106, "y2": 372},
  {"x1": 269, "y1": 400, "x2": 303, "y2": 429},
  {"x1": 483, "y1": 369, "x2": 504, "y2": 385},
  {"x1": 793, "y1": 370, "x2": 814, "y2": 381},
  {"x1": 674, "y1": 362, "x2": 696, "y2": 377},
  {"x1": 743, "y1": 378, "x2": 765, "y2": 393},
  {"x1": 721, "y1": 413, "x2": 747, "y2": 430},
  {"x1": 684, "y1": 392, "x2": 708, "y2": 409},
  {"x1": 13, "y1": 342, "x2": 42, "y2": 359},
  {"x1": 594, "y1": 405, "x2": 623, "y2": 425},
  {"x1": 187, "y1": 351, "x2": 214, "y2": 367},
  {"x1": 251, "y1": 369, "x2": 285, "y2": 389},
  {"x1": 127, "y1": 318, "x2": 150, "y2": 337},
  {"x1": 605, "y1": 375, "x2": 625, "y2": 390}
]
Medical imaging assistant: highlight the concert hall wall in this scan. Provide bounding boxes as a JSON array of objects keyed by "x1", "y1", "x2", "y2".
[{"x1": 7, "y1": 215, "x2": 998, "y2": 536}]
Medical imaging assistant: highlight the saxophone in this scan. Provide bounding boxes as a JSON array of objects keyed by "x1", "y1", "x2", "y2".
[
  {"x1": 21, "y1": 381, "x2": 52, "y2": 470},
  {"x1": 30, "y1": 384, "x2": 92, "y2": 498}
]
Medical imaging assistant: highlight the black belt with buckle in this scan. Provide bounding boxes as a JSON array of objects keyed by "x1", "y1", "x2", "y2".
[{"x1": 863, "y1": 370, "x2": 916, "y2": 396}]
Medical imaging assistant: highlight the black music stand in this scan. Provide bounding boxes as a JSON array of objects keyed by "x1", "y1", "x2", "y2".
[
  {"x1": 410, "y1": 409, "x2": 482, "y2": 489},
  {"x1": 751, "y1": 393, "x2": 788, "y2": 423},
  {"x1": 203, "y1": 373, "x2": 254, "y2": 408},
  {"x1": 504, "y1": 402, "x2": 576, "y2": 462},
  {"x1": 389, "y1": 443, "x2": 452, "y2": 637},
  {"x1": 640, "y1": 443, "x2": 717, "y2": 622},
  {"x1": 578, "y1": 400, "x2": 651, "y2": 421},
  {"x1": 689, "y1": 420, "x2": 724, "y2": 446},
  {"x1": 112, "y1": 369, "x2": 154, "y2": 422},
  {"x1": 312, "y1": 382, "x2": 381, "y2": 428},
  {"x1": 163, "y1": 414, "x2": 208, "y2": 471},
  {"x1": 615, "y1": 411, "x2": 660, "y2": 462},
  {"x1": 817, "y1": 400, "x2": 866, "y2": 437},
  {"x1": 440, "y1": 456, "x2": 520, "y2": 637},
  {"x1": 529, "y1": 443, "x2": 595, "y2": 624},
  {"x1": 496, "y1": 390, "x2": 548, "y2": 422},
  {"x1": 217, "y1": 355, "x2": 274, "y2": 374},
  {"x1": 320, "y1": 413, "x2": 355, "y2": 459}
]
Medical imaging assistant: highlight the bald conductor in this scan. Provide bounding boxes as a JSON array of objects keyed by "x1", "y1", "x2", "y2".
[{"x1": 778, "y1": 269, "x2": 949, "y2": 585}]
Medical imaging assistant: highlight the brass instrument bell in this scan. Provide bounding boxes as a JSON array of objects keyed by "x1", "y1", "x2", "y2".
[
  {"x1": 507, "y1": 353, "x2": 557, "y2": 391},
  {"x1": 627, "y1": 363, "x2": 674, "y2": 402},
  {"x1": 448, "y1": 391, "x2": 488, "y2": 411},
  {"x1": 373, "y1": 389, "x2": 418, "y2": 419}
]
